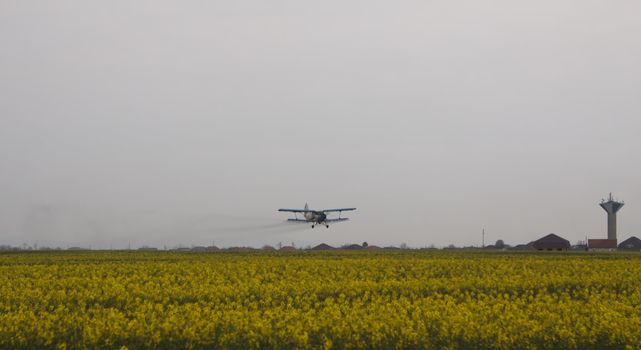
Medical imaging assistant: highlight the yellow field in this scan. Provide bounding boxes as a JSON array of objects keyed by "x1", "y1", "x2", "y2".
[{"x1": 1, "y1": 251, "x2": 640, "y2": 349}]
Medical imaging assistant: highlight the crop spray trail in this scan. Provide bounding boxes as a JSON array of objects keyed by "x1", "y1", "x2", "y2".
[
  {"x1": 173, "y1": 211, "x2": 312, "y2": 243},
  {"x1": 204, "y1": 221, "x2": 310, "y2": 237},
  {"x1": 91, "y1": 210, "x2": 313, "y2": 247}
]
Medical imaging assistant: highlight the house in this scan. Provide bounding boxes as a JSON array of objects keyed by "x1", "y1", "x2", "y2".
[
  {"x1": 588, "y1": 239, "x2": 617, "y2": 251},
  {"x1": 530, "y1": 234, "x2": 570, "y2": 251},
  {"x1": 618, "y1": 236, "x2": 641, "y2": 251}
]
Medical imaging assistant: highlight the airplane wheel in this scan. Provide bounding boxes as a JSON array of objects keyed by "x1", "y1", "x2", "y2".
[
  {"x1": 326, "y1": 225, "x2": 329, "y2": 228},
  {"x1": 311, "y1": 225, "x2": 315, "y2": 229}
]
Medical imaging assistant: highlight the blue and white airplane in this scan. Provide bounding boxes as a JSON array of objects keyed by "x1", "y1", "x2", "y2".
[{"x1": 278, "y1": 204, "x2": 356, "y2": 228}]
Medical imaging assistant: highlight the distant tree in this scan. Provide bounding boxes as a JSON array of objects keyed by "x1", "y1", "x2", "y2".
[
  {"x1": 495, "y1": 239, "x2": 505, "y2": 249},
  {"x1": 400, "y1": 243, "x2": 408, "y2": 249},
  {"x1": 362, "y1": 242, "x2": 368, "y2": 248}
]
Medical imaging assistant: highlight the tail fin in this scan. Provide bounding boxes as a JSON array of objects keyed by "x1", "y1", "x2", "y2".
[{"x1": 304, "y1": 203, "x2": 308, "y2": 211}]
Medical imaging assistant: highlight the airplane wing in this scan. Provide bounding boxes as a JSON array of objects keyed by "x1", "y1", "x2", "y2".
[
  {"x1": 325, "y1": 218, "x2": 349, "y2": 223},
  {"x1": 287, "y1": 218, "x2": 308, "y2": 222},
  {"x1": 278, "y1": 209, "x2": 310, "y2": 213},
  {"x1": 322, "y1": 208, "x2": 356, "y2": 213}
]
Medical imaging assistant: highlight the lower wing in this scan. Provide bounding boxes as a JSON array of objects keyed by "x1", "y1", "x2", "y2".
[
  {"x1": 325, "y1": 218, "x2": 349, "y2": 223},
  {"x1": 287, "y1": 218, "x2": 309, "y2": 223}
]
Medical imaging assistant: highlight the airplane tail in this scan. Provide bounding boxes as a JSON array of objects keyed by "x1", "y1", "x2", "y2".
[{"x1": 304, "y1": 203, "x2": 308, "y2": 211}]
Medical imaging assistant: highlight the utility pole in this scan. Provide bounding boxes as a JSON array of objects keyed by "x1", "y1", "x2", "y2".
[{"x1": 482, "y1": 228, "x2": 485, "y2": 248}]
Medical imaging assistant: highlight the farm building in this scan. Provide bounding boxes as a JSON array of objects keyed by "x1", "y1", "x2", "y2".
[
  {"x1": 588, "y1": 239, "x2": 617, "y2": 251},
  {"x1": 530, "y1": 234, "x2": 570, "y2": 251},
  {"x1": 312, "y1": 243, "x2": 335, "y2": 251},
  {"x1": 511, "y1": 244, "x2": 534, "y2": 251},
  {"x1": 618, "y1": 237, "x2": 641, "y2": 251}
]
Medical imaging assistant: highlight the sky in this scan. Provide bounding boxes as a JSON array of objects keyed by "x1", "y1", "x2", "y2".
[{"x1": 1, "y1": 0, "x2": 640, "y2": 249}]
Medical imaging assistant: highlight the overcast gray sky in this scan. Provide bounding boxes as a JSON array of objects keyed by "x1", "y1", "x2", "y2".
[{"x1": 1, "y1": 0, "x2": 640, "y2": 249}]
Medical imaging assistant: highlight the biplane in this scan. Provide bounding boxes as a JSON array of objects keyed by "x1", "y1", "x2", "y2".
[{"x1": 278, "y1": 203, "x2": 356, "y2": 228}]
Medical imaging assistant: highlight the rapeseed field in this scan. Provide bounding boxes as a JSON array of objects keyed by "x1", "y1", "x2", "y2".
[{"x1": 1, "y1": 251, "x2": 640, "y2": 349}]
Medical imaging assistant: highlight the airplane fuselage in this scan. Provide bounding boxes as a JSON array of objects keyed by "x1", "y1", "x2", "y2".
[{"x1": 304, "y1": 211, "x2": 326, "y2": 224}]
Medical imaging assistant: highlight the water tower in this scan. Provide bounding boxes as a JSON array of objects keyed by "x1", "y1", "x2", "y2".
[{"x1": 600, "y1": 193, "x2": 624, "y2": 240}]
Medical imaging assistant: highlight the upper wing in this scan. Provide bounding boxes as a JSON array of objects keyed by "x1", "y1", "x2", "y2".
[
  {"x1": 322, "y1": 208, "x2": 356, "y2": 213},
  {"x1": 278, "y1": 209, "x2": 310, "y2": 213}
]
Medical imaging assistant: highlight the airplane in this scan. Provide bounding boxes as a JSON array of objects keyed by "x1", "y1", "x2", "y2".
[{"x1": 278, "y1": 204, "x2": 356, "y2": 228}]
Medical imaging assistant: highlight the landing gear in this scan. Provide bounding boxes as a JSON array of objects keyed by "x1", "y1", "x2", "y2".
[
  {"x1": 311, "y1": 224, "x2": 315, "y2": 228},
  {"x1": 326, "y1": 225, "x2": 329, "y2": 228}
]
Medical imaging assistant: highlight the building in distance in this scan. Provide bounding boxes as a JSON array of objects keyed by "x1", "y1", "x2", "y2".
[
  {"x1": 312, "y1": 243, "x2": 335, "y2": 251},
  {"x1": 618, "y1": 236, "x2": 641, "y2": 251},
  {"x1": 529, "y1": 234, "x2": 570, "y2": 251},
  {"x1": 587, "y1": 239, "x2": 617, "y2": 251}
]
